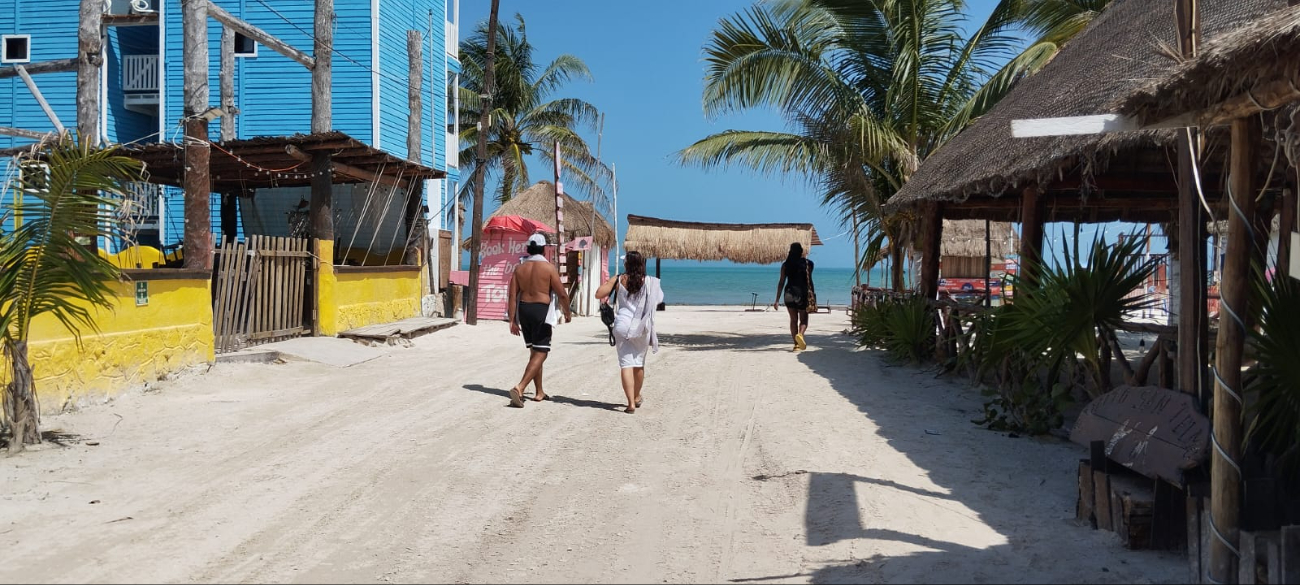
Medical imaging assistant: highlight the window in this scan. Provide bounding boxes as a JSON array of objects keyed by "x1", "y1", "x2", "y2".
[
  {"x1": 2, "y1": 35, "x2": 31, "y2": 64},
  {"x1": 234, "y1": 33, "x2": 257, "y2": 57}
]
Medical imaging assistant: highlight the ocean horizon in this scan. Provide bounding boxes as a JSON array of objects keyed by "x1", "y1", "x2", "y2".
[{"x1": 647, "y1": 262, "x2": 890, "y2": 307}]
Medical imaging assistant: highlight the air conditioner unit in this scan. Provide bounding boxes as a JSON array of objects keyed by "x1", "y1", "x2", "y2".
[{"x1": 110, "y1": 0, "x2": 156, "y2": 15}]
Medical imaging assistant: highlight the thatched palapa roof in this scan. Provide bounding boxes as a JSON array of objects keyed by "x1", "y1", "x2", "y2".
[
  {"x1": 465, "y1": 181, "x2": 615, "y2": 249},
  {"x1": 941, "y1": 220, "x2": 1017, "y2": 258},
  {"x1": 886, "y1": 0, "x2": 1286, "y2": 222},
  {"x1": 1119, "y1": 6, "x2": 1300, "y2": 124},
  {"x1": 623, "y1": 215, "x2": 822, "y2": 264}
]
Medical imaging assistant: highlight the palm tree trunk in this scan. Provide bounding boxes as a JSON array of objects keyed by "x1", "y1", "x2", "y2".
[
  {"x1": 891, "y1": 245, "x2": 905, "y2": 292},
  {"x1": 4, "y1": 340, "x2": 40, "y2": 453}
]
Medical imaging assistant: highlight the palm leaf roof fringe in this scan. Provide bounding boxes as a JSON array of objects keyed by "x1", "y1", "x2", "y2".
[
  {"x1": 463, "y1": 181, "x2": 615, "y2": 249},
  {"x1": 623, "y1": 215, "x2": 822, "y2": 264},
  {"x1": 1118, "y1": 5, "x2": 1300, "y2": 124},
  {"x1": 940, "y1": 220, "x2": 1018, "y2": 258},
  {"x1": 886, "y1": 0, "x2": 1288, "y2": 213}
]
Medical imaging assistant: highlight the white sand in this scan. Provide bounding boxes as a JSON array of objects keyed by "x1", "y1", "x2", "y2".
[{"x1": 0, "y1": 307, "x2": 1184, "y2": 584}]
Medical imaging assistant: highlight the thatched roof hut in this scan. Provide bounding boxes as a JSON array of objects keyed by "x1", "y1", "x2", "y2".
[
  {"x1": 885, "y1": 0, "x2": 1287, "y2": 223},
  {"x1": 463, "y1": 181, "x2": 615, "y2": 249},
  {"x1": 623, "y1": 215, "x2": 822, "y2": 264},
  {"x1": 940, "y1": 220, "x2": 1017, "y2": 258},
  {"x1": 1119, "y1": 6, "x2": 1300, "y2": 126}
]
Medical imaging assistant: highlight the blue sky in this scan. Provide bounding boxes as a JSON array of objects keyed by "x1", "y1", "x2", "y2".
[{"x1": 457, "y1": 0, "x2": 1014, "y2": 269}]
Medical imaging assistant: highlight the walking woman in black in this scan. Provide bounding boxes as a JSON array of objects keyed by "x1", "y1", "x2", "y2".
[{"x1": 773, "y1": 242, "x2": 815, "y2": 351}]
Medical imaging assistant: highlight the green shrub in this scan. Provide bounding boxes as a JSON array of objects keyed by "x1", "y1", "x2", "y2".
[{"x1": 852, "y1": 294, "x2": 934, "y2": 364}]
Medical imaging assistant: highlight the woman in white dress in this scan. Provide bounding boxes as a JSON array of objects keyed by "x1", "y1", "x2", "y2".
[{"x1": 596, "y1": 251, "x2": 663, "y2": 414}]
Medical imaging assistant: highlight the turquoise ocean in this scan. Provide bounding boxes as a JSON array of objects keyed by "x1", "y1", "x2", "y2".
[{"x1": 649, "y1": 262, "x2": 889, "y2": 307}]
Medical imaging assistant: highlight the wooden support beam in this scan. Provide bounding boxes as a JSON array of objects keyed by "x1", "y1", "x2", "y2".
[
  {"x1": 310, "y1": 0, "x2": 334, "y2": 245},
  {"x1": 919, "y1": 202, "x2": 941, "y2": 300},
  {"x1": 78, "y1": 0, "x2": 104, "y2": 143},
  {"x1": 0, "y1": 126, "x2": 56, "y2": 141},
  {"x1": 15, "y1": 66, "x2": 66, "y2": 135},
  {"x1": 182, "y1": 0, "x2": 213, "y2": 271},
  {"x1": 1209, "y1": 116, "x2": 1259, "y2": 585},
  {"x1": 103, "y1": 13, "x2": 160, "y2": 27},
  {"x1": 220, "y1": 26, "x2": 236, "y2": 142},
  {"x1": 206, "y1": 2, "x2": 315, "y2": 69},
  {"x1": 285, "y1": 144, "x2": 407, "y2": 189},
  {"x1": 407, "y1": 30, "x2": 423, "y2": 164},
  {"x1": 1178, "y1": 129, "x2": 1208, "y2": 401},
  {"x1": 0, "y1": 58, "x2": 77, "y2": 79},
  {"x1": 1019, "y1": 185, "x2": 1045, "y2": 286}
]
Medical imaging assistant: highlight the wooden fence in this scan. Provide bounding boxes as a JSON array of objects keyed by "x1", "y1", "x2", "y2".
[{"x1": 213, "y1": 235, "x2": 313, "y2": 353}]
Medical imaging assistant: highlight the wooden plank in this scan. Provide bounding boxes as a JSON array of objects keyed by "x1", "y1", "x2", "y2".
[
  {"x1": 15, "y1": 66, "x2": 65, "y2": 134},
  {"x1": 1094, "y1": 471, "x2": 1113, "y2": 531},
  {"x1": 1109, "y1": 474, "x2": 1154, "y2": 549},
  {"x1": 240, "y1": 239, "x2": 261, "y2": 348},
  {"x1": 1070, "y1": 386, "x2": 1210, "y2": 485},
  {"x1": 273, "y1": 237, "x2": 285, "y2": 339},
  {"x1": 1240, "y1": 531, "x2": 1258, "y2": 585},
  {"x1": 211, "y1": 238, "x2": 227, "y2": 351},
  {"x1": 0, "y1": 126, "x2": 55, "y2": 140},
  {"x1": 248, "y1": 327, "x2": 309, "y2": 341},
  {"x1": 206, "y1": 3, "x2": 314, "y2": 69},
  {"x1": 1078, "y1": 460, "x2": 1096, "y2": 526},
  {"x1": 213, "y1": 237, "x2": 232, "y2": 352},
  {"x1": 297, "y1": 238, "x2": 309, "y2": 332},
  {"x1": 1283, "y1": 525, "x2": 1300, "y2": 585},
  {"x1": 255, "y1": 249, "x2": 312, "y2": 258},
  {"x1": 0, "y1": 58, "x2": 77, "y2": 79},
  {"x1": 220, "y1": 25, "x2": 235, "y2": 142}
]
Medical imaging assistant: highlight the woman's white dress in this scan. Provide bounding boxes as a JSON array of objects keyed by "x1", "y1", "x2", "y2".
[{"x1": 613, "y1": 276, "x2": 663, "y2": 368}]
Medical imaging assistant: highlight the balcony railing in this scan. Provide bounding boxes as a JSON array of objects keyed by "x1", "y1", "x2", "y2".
[
  {"x1": 122, "y1": 54, "x2": 158, "y2": 92},
  {"x1": 445, "y1": 22, "x2": 458, "y2": 59}
]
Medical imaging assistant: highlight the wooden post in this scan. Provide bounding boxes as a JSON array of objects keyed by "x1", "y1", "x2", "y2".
[
  {"x1": 405, "y1": 30, "x2": 425, "y2": 269},
  {"x1": 1019, "y1": 185, "x2": 1045, "y2": 287},
  {"x1": 1209, "y1": 116, "x2": 1258, "y2": 585},
  {"x1": 466, "y1": 0, "x2": 500, "y2": 325},
  {"x1": 919, "y1": 203, "x2": 941, "y2": 300},
  {"x1": 985, "y1": 219, "x2": 992, "y2": 308},
  {"x1": 220, "y1": 26, "x2": 236, "y2": 142},
  {"x1": 1279, "y1": 188, "x2": 1296, "y2": 279},
  {"x1": 77, "y1": 0, "x2": 103, "y2": 143},
  {"x1": 15, "y1": 67, "x2": 66, "y2": 134},
  {"x1": 310, "y1": 0, "x2": 334, "y2": 244},
  {"x1": 182, "y1": 0, "x2": 213, "y2": 271}
]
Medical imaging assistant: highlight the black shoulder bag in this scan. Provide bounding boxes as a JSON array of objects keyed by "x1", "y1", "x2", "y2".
[{"x1": 600, "y1": 275, "x2": 619, "y2": 346}]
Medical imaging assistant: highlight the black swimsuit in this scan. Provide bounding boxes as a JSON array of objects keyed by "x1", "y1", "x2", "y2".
[{"x1": 783, "y1": 258, "x2": 814, "y2": 310}]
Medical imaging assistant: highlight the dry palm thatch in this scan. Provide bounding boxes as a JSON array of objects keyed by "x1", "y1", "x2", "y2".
[
  {"x1": 1118, "y1": 5, "x2": 1300, "y2": 125},
  {"x1": 623, "y1": 215, "x2": 822, "y2": 264},
  {"x1": 885, "y1": 0, "x2": 1287, "y2": 214},
  {"x1": 940, "y1": 220, "x2": 1018, "y2": 258},
  {"x1": 463, "y1": 181, "x2": 615, "y2": 249}
]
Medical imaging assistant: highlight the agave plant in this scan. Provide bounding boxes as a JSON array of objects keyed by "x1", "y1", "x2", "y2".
[
  {"x1": 0, "y1": 137, "x2": 144, "y2": 452},
  {"x1": 1246, "y1": 269, "x2": 1300, "y2": 470},
  {"x1": 852, "y1": 294, "x2": 934, "y2": 363}
]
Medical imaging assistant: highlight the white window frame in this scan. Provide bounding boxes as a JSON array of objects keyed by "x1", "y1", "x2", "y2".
[
  {"x1": 233, "y1": 33, "x2": 258, "y2": 58},
  {"x1": 2, "y1": 34, "x2": 32, "y2": 64}
]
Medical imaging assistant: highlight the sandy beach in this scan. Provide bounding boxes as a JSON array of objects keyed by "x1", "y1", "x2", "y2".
[{"x1": 0, "y1": 307, "x2": 1184, "y2": 584}]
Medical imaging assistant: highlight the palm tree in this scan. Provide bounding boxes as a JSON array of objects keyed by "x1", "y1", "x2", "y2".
[
  {"x1": 1, "y1": 137, "x2": 145, "y2": 452},
  {"x1": 679, "y1": 0, "x2": 1109, "y2": 289},
  {"x1": 457, "y1": 14, "x2": 612, "y2": 206}
]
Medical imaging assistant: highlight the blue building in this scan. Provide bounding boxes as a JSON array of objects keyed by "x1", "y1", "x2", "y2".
[{"x1": 1, "y1": 0, "x2": 460, "y2": 274}]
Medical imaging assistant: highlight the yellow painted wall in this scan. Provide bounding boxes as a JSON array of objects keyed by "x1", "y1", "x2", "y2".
[
  {"x1": 1, "y1": 277, "x2": 215, "y2": 412},
  {"x1": 333, "y1": 268, "x2": 422, "y2": 332}
]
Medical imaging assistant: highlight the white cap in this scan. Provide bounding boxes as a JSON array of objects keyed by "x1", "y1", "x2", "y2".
[{"x1": 528, "y1": 233, "x2": 548, "y2": 247}]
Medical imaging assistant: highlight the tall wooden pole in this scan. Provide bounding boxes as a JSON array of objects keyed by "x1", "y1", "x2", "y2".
[
  {"x1": 853, "y1": 210, "x2": 862, "y2": 289},
  {"x1": 1176, "y1": 0, "x2": 1207, "y2": 405},
  {"x1": 985, "y1": 219, "x2": 992, "y2": 308},
  {"x1": 310, "y1": 0, "x2": 334, "y2": 244},
  {"x1": 919, "y1": 202, "x2": 941, "y2": 300},
  {"x1": 1019, "y1": 185, "x2": 1045, "y2": 287},
  {"x1": 405, "y1": 30, "x2": 425, "y2": 267},
  {"x1": 77, "y1": 0, "x2": 103, "y2": 144},
  {"x1": 1210, "y1": 116, "x2": 1258, "y2": 585},
  {"x1": 220, "y1": 26, "x2": 236, "y2": 142},
  {"x1": 465, "y1": 0, "x2": 500, "y2": 325},
  {"x1": 181, "y1": 0, "x2": 212, "y2": 271}
]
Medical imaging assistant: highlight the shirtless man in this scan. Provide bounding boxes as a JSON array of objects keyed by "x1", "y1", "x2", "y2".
[{"x1": 507, "y1": 233, "x2": 572, "y2": 407}]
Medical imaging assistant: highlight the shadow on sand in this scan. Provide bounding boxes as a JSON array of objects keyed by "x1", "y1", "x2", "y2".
[{"x1": 462, "y1": 384, "x2": 624, "y2": 411}]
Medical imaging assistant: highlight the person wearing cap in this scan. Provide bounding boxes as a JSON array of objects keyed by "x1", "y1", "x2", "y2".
[{"x1": 506, "y1": 232, "x2": 572, "y2": 407}]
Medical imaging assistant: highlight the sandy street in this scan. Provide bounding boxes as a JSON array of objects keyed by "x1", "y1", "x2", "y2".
[{"x1": 0, "y1": 308, "x2": 1182, "y2": 584}]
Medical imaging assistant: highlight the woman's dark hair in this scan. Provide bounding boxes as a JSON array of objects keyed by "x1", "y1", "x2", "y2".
[
  {"x1": 785, "y1": 242, "x2": 804, "y2": 267},
  {"x1": 624, "y1": 251, "x2": 646, "y2": 296}
]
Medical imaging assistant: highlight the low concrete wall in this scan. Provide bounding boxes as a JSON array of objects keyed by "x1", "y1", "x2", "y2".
[
  {"x1": 2, "y1": 270, "x2": 215, "y2": 412},
  {"x1": 332, "y1": 265, "x2": 422, "y2": 332}
]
